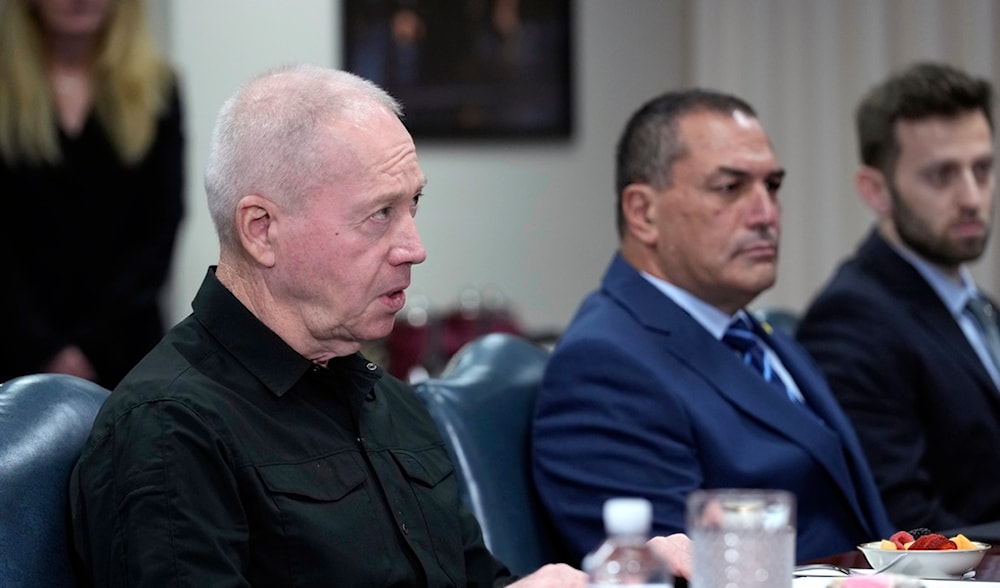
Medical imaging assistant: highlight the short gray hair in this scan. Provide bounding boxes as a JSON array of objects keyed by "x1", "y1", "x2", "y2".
[{"x1": 204, "y1": 64, "x2": 402, "y2": 247}]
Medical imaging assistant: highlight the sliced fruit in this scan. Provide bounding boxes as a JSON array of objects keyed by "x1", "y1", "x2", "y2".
[
  {"x1": 889, "y1": 530, "x2": 914, "y2": 550},
  {"x1": 879, "y1": 539, "x2": 897, "y2": 550},
  {"x1": 950, "y1": 534, "x2": 976, "y2": 550},
  {"x1": 909, "y1": 534, "x2": 955, "y2": 550}
]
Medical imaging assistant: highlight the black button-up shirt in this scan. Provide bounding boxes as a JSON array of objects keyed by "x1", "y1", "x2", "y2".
[{"x1": 70, "y1": 268, "x2": 513, "y2": 587}]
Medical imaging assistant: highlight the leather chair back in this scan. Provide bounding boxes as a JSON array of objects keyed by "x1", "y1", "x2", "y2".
[
  {"x1": 753, "y1": 307, "x2": 800, "y2": 336},
  {"x1": 413, "y1": 333, "x2": 567, "y2": 575},
  {"x1": 0, "y1": 374, "x2": 110, "y2": 587}
]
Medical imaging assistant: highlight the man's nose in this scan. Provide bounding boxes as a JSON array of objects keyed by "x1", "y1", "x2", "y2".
[
  {"x1": 748, "y1": 181, "x2": 781, "y2": 226},
  {"x1": 393, "y1": 215, "x2": 427, "y2": 266},
  {"x1": 956, "y1": 168, "x2": 991, "y2": 209}
]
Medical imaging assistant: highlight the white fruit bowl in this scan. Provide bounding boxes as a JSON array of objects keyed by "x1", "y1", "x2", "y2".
[{"x1": 857, "y1": 541, "x2": 991, "y2": 579}]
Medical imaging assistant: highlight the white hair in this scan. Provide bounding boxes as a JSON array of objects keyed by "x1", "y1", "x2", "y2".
[{"x1": 204, "y1": 64, "x2": 403, "y2": 248}]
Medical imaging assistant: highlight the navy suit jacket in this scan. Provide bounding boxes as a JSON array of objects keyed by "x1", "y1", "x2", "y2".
[
  {"x1": 798, "y1": 229, "x2": 1000, "y2": 530},
  {"x1": 532, "y1": 253, "x2": 892, "y2": 564}
]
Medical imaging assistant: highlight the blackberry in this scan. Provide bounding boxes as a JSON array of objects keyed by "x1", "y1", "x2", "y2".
[{"x1": 908, "y1": 527, "x2": 933, "y2": 539}]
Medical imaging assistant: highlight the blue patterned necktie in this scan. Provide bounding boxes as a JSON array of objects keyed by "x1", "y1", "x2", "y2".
[{"x1": 723, "y1": 317, "x2": 798, "y2": 403}]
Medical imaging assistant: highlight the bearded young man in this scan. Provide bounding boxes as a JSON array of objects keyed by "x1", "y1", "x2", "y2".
[{"x1": 798, "y1": 62, "x2": 999, "y2": 532}]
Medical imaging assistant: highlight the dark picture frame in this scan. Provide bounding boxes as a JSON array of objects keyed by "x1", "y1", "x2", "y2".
[{"x1": 342, "y1": 0, "x2": 573, "y2": 140}]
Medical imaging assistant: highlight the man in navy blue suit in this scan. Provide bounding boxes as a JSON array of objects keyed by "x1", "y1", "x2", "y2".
[
  {"x1": 798, "y1": 62, "x2": 1000, "y2": 532},
  {"x1": 531, "y1": 89, "x2": 893, "y2": 564}
]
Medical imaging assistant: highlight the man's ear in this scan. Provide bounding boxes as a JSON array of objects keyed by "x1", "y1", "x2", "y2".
[
  {"x1": 621, "y1": 183, "x2": 659, "y2": 245},
  {"x1": 235, "y1": 194, "x2": 278, "y2": 267},
  {"x1": 855, "y1": 166, "x2": 892, "y2": 217}
]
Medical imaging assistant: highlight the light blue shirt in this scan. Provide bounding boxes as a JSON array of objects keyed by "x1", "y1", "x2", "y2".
[
  {"x1": 890, "y1": 241, "x2": 1000, "y2": 389},
  {"x1": 639, "y1": 272, "x2": 805, "y2": 402}
]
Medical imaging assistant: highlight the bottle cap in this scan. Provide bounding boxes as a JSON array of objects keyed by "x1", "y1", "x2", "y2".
[{"x1": 603, "y1": 497, "x2": 653, "y2": 535}]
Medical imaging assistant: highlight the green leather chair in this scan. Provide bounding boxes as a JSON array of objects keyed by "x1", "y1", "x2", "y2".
[
  {"x1": 0, "y1": 374, "x2": 109, "y2": 587},
  {"x1": 413, "y1": 333, "x2": 570, "y2": 576}
]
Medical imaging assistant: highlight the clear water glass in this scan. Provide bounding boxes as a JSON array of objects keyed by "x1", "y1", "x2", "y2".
[{"x1": 687, "y1": 489, "x2": 795, "y2": 588}]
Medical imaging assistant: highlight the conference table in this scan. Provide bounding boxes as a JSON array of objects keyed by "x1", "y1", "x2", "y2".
[
  {"x1": 800, "y1": 544, "x2": 1000, "y2": 582},
  {"x1": 669, "y1": 545, "x2": 1000, "y2": 588}
]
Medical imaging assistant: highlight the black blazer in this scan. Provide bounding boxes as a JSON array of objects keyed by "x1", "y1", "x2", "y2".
[{"x1": 798, "y1": 229, "x2": 1000, "y2": 530}]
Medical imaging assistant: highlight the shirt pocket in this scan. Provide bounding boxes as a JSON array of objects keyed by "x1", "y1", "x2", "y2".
[
  {"x1": 256, "y1": 454, "x2": 365, "y2": 500},
  {"x1": 391, "y1": 447, "x2": 467, "y2": 577},
  {"x1": 391, "y1": 446, "x2": 454, "y2": 488},
  {"x1": 254, "y1": 453, "x2": 393, "y2": 584}
]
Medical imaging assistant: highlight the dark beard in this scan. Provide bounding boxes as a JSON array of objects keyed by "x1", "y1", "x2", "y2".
[{"x1": 890, "y1": 185, "x2": 990, "y2": 268}]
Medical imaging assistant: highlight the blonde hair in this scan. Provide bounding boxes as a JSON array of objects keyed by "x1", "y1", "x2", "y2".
[{"x1": 0, "y1": 0, "x2": 174, "y2": 165}]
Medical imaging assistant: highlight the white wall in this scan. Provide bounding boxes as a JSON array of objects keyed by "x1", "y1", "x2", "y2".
[
  {"x1": 684, "y1": 0, "x2": 1000, "y2": 315},
  {"x1": 162, "y1": 0, "x2": 686, "y2": 335},
  {"x1": 160, "y1": 1, "x2": 1000, "y2": 338}
]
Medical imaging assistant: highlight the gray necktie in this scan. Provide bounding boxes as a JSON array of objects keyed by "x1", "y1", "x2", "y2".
[{"x1": 964, "y1": 295, "x2": 1000, "y2": 373}]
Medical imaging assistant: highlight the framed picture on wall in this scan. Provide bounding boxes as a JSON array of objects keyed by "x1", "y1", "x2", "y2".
[{"x1": 342, "y1": 0, "x2": 573, "y2": 140}]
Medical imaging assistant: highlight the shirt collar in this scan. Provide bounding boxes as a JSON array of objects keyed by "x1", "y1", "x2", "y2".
[
  {"x1": 639, "y1": 271, "x2": 747, "y2": 339},
  {"x1": 191, "y1": 267, "x2": 383, "y2": 397},
  {"x1": 888, "y1": 239, "x2": 978, "y2": 315}
]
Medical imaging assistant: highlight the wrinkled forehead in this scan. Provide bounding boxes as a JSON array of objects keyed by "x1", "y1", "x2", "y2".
[
  {"x1": 678, "y1": 110, "x2": 780, "y2": 171},
  {"x1": 318, "y1": 111, "x2": 424, "y2": 193}
]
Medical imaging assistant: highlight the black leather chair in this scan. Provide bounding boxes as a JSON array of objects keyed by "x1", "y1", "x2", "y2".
[
  {"x1": 413, "y1": 333, "x2": 568, "y2": 576},
  {"x1": 0, "y1": 374, "x2": 110, "y2": 587}
]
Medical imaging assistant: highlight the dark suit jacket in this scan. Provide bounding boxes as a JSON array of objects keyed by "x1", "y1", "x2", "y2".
[
  {"x1": 798, "y1": 229, "x2": 1000, "y2": 530},
  {"x1": 532, "y1": 253, "x2": 892, "y2": 564}
]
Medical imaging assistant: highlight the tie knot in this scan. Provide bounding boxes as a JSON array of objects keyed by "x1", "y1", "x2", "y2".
[
  {"x1": 967, "y1": 296, "x2": 996, "y2": 325},
  {"x1": 722, "y1": 317, "x2": 758, "y2": 354}
]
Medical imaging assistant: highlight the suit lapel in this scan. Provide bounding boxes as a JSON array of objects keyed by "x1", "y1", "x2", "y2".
[
  {"x1": 602, "y1": 254, "x2": 880, "y2": 537},
  {"x1": 913, "y1": 298, "x2": 997, "y2": 393},
  {"x1": 860, "y1": 232, "x2": 1000, "y2": 397},
  {"x1": 604, "y1": 257, "x2": 818, "y2": 438}
]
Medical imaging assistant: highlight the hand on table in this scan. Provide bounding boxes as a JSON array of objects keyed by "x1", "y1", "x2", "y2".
[
  {"x1": 509, "y1": 563, "x2": 587, "y2": 587},
  {"x1": 509, "y1": 533, "x2": 692, "y2": 587},
  {"x1": 648, "y1": 533, "x2": 693, "y2": 579}
]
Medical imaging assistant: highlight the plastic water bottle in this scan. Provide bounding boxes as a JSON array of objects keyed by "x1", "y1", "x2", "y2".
[{"x1": 583, "y1": 497, "x2": 673, "y2": 587}]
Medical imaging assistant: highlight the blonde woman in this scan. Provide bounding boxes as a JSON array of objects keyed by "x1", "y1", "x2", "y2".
[{"x1": 0, "y1": 0, "x2": 184, "y2": 388}]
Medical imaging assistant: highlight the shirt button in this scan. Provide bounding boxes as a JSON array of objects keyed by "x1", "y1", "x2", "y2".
[
  {"x1": 366, "y1": 362, "x2": 377, "y2": 371},
  {"x1": 401, "y1": 523, "x2": 409, "y2": 535}
]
